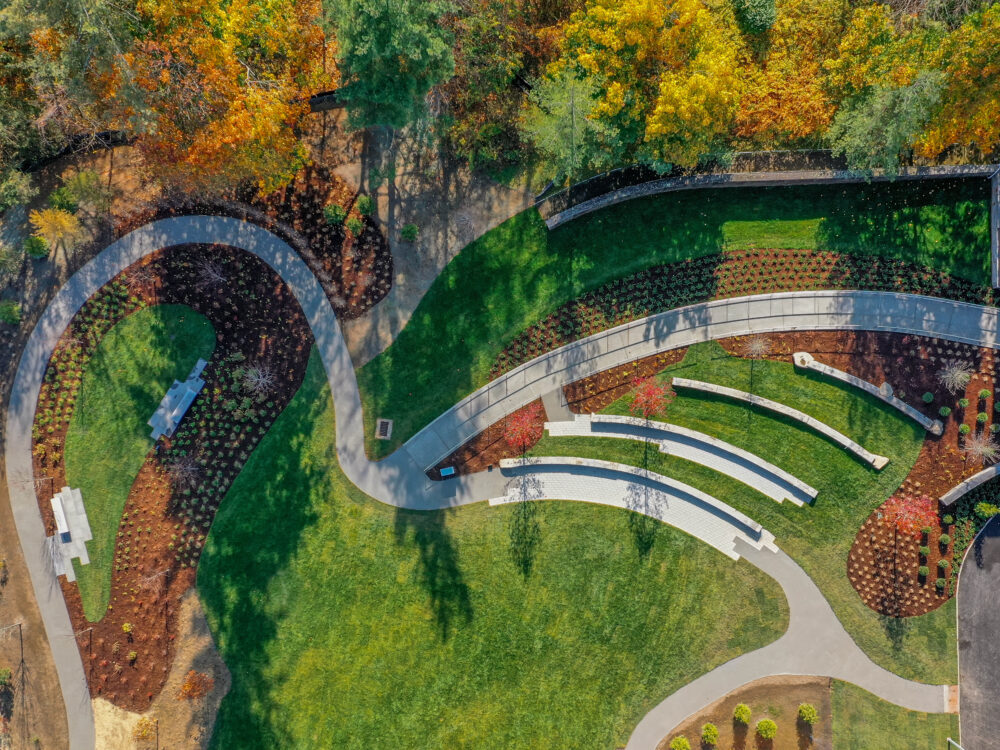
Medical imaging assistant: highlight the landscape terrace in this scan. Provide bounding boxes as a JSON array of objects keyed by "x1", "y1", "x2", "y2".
[{"x1": 0, "y1": 1, "x2": 998, "y2": 749}]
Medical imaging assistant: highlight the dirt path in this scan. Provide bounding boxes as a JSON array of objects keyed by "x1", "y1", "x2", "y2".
[
  {"x1": 308, "y1": 110, "x2": 535, "y2": 367},
  {"x1": 0, "y1": 468, "x2": 69, "y2": 749}
]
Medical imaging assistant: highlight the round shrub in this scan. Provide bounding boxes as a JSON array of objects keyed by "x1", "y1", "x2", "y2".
[
  {"x1": 938, "y1": 558, "x2": 951, "y2": 571},
  {"x1": 939, "y1": 406, "x2": 952, "y2": 417},
  {"x1": 921, "y1": 526, "x2": 933, "y2": 536},
  {"x1": 918, "y1": 565, "x2": 930, "y2": 577},
  {"x1": 756, "y1": 718, "x2": 778, "y2": 740},
  {"x1": 980, "y1": 389, "x2": 992, "y2": 400},
  {"x1": 943, "y1": 514, "x2": 954, "y2": 525},
  {"x1": 978, "y1": 412, "x2": 989, "y2": 424},
  {"x1": 732, "y1": 0, "x2": 776, "y2": 33},
  {"x1": 922, "y1": 392, "x2": 935, "y2": 404},
  {"x1": 936, "y1": 577, "x2": 946, "y2": 590},
  {"x1": 24, "y1": 236, "x2": 48, "y2": 258},
  {"x1": 959, "y1": 423, "x2": 971, "y2": 435},
  {"x1": 960, "y1": 397, "x2": 971, "y2": 408},
  {"x1": 798, "y1": 703, "x2": 819, "y2": 725},
  {"x1": 939, "y1": 533, "x2": 951, "y2": 546},
  {"x1": 345, "y1": 217, "x2": 364, "y2": 236},
  {"x1": 975, "y1": 501, "x2": 1000, "y2": 519},
  {"x1": 0, "y1": 300, "x2": 21, "y2": 326},
  {"x1": 919, "y1": 545, "x2": 930, "y2": 557},
  {"x1": 400, "y1": 223, "x2": 419, "y2": 242},
  {"x1": 48, "y1": 185, "x2": 78, "y2": 213},
  {"x1": 701, "y1": 722, "x2": 719, "y2": 745},
  {"x1": 355, "y1": 194, "x2": 375, "y2": 216},
  {"x1": 734, "y1": 703, "x2": 752, "y2": 724},
  {"x1": 669, "y1": 737, "x2": 691, "y2": 750},
  {"x1": 323, "y1": 203, "x2": 347, "y2": 225}
]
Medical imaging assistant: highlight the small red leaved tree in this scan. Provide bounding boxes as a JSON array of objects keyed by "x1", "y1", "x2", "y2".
[
  {"x1": 504, "y1": 401, "x2": 544, "y2": 457},
  {"x1": 629, "y1": 377, "x2": 675, "y2": 420},
  {"x1": 883, "y1": 495, "x2": 938, "y2": 539}
]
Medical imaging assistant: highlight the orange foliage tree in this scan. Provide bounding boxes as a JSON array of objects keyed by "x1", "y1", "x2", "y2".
[
  {"x1": 105, "y1": 0, "x2": 334, "y2": 193},
  {"x1": 918, "y1": 4, "x2": 1000, "y2": 158},
  {"x1": 735, "y1": 0, "x2": 849, "y2": 146}
]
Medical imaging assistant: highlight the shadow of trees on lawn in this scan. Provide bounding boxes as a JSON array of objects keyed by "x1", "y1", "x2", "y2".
[{"x1": 393, "y1": 508, "x2": 473, "y2": 641}]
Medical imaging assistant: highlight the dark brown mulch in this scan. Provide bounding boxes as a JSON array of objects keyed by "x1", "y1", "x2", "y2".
[
  {"x1": 564, "y1": 349, "x2": 689, "y2": 414},
  {"x1": 32, "y1": 244, "x2": 313, "y2": 710}
]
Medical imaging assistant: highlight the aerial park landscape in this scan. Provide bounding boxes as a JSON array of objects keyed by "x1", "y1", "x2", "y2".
[{"x1": 0, "y1": 0, "x2": 998, "y2": 748}]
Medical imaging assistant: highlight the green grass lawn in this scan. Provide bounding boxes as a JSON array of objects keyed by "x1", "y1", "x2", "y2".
[
  {"x1": 358, "y1": 178, "x2": 989, "y2": 458},
  {"x1": 832, "y1": 680, "x2": 959, "y2": 749},
  {"x1": 199, "y1": 349, "x2": 788, "y2": 749},
  {"x1": 64, "y1": 304, "x2": 215, "y2": 621},
  {"x1": 531, "y1": 341, "x2": 955, "y2": 685}
]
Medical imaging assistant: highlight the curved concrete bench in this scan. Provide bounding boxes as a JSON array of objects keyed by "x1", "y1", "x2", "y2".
[
  {"x1": 940, "y1": 465, "x2": 1000, "y2": 508},
  {"x1": 492, "y1": 456, "x2": 776, "y2": 560},
  {"x1": 672, "y1": 377, "x2": 890, "y2": 470},
  {"x1": 793, "y1": 352, "x2": 944, "y2": 436},
  {"x1": 545, "y1": 414, "x2": 817, "y2": 506}
]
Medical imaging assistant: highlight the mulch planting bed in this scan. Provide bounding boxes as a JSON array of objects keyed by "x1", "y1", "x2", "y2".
[
  {"x1": 246, "y1": 165, "x2": 392, "y2": 319},
  {"x1": 488, "y1": 249, "x2": 992, "y2": 381},
  {"x1": 563, "y1": 348, "x2": 689, "y2": 414},
  {"x1": 114, "y1": 164, "x2": 392, "y2": 321},
  {"x1": 658, "y1": 675, "x2": 833, "y2": 750},
  {"x1": 31, "y1": 244, "x2": 312, "y2": 710},
  {"x1": 718, "y1": 331, "x2": 999, "y2": 616},
  {"x1": 429, "y1": 399, "x2": 547, "y2": 479}
]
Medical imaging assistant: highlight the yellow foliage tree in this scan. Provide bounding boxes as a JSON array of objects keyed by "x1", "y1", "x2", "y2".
[
  {"x1": 918, "y1": 4, "x2": 1000, "y2": 157},
  {"x1": 554, "y1": 0, "x2": 743, "y2": 168},
  {"x1": 735, "y1": 0, "x2": 849, "y2": 146},
  {"x1": 29, "y1": 208, "x2": 83, "y2": 252}
]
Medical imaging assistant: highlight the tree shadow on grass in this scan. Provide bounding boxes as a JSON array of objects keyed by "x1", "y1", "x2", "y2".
[
  {"x1": 196, "y1": 353, "x2": 327, "y2": 749},
  {"x1": 506, "y1": 475, "x2": 544, "y2": 579},
  {"x1": 393, "y1": 508, "x2": 473, "y2": 642}
]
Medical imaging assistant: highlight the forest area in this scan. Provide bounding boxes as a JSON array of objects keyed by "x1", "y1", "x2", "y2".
[{"x1": 0, "y1": 0, "x2": 997, "y2": 209}]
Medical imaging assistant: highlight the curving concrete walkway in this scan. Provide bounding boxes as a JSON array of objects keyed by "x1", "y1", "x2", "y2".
[
  {"x1": 492, "y1": 457, "x2": 777, "y2": 560},
  {"x1": 544, "y1": 414, "x2": 817, "y2": 506},
  {"x1": 626, "y1": 540, "x2": 950, "y2": 750},
  {"x1": 6, "y1": 215, "x2": 983, "y2": 748}
]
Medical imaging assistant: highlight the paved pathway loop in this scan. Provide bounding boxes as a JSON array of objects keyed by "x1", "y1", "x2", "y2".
[{"x1": 5, "y1": 216, "x2": 979, "y2": 748}]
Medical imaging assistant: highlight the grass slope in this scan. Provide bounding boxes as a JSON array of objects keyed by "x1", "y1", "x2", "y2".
[
  {"x1": 199, "y1": 350, "x2": 788, "y2": 749},
  {"x1": 832, "y1": 680, "x2": 958, "y2": 749},
  {"x1": 358, "y1": 178, "x2": 989, "y2": 457},
  {"x1": 532, "y1": 341, "x2": 955, "y2": 684},
  {"x1": 64, "y1": 304, "x2": 215, "y2": 621}
]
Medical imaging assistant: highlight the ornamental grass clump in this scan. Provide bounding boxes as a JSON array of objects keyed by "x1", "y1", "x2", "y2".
[{"x1": 938, "y1": 360, "x2": 973, "y2": 393}]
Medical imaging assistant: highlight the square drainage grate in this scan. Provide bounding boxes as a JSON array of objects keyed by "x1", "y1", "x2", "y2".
[{"x1": 376, "y1": 418, "x2": 394, "y2": 440}]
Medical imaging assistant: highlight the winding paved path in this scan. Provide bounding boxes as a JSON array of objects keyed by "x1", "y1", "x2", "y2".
[{"x1": 6, "y1": 216, "x2": 984, "y2": 748}]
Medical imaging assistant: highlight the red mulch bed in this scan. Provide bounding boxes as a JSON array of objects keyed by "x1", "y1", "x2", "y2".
[
  {"x1": 564, "y1": 349, "x2": 689, "y2": 414},
  {"x1": 429, "y1": 399, "x2": 547, "y2": 479},
  {"x1": 246, "y1": 165, "x2": 392, "y2": 319},
  {"x1": 32, "y1": 244, "x2": 313, "y2": 710},
  {"x1": 113, "y1": 164, "x2": 392, "y2": 320}
]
